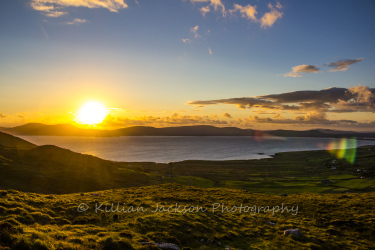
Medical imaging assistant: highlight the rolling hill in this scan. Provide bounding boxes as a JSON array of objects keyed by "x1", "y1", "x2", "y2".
[{"x1": 1, "y1": 123, "x2": 375, "y2": 138}]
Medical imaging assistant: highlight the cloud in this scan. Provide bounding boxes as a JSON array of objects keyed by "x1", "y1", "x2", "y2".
[
  {"x1": 190, "y1": 0, "x2": 226, "y2": 16},
  {"x1": 0, "y1": 113, "x2": 6, "y2": 118},
  {"x1": 100, "y1": 113, "x2": 229, "y2": 128},
  {"x1": 229, "y1": 2, "x2": 283, "y2": 28},
  {"x1": 260, "y1": 2, "x2": 283, "y2": 28},
  {"x1": 190, "y1": 25, "x2": 201, "y2": 38},
  {"x1": 30, "y1": 0, "x2": 128, "y2": 17},
  {"x1": 200, "y1": 6, "x2": 210, "y2": 16},
  {"x1": 222, "y1": 113, "x2": 232, "y2": 118},
  {"x1": 230, "y1": 4, "x2": 257, "y2": 21},
  {"x1": 209, "y1": 47, "x2": 212, "y2": 54},
  {"x1": 182, "y1": 25, "x2": 202, "y2": 44},
  {"x1": 284, "y1": 64, "x2": 320, "y2": 77},
  {"x1": 187, "y1": 85, "x2": 375, "y2": 115},
  {"x1": 66, "y1": 18, "x2": 87, "y2": 25},
  {"x1": 327, "y1": 58, "x2": 364, "y2": 72}
]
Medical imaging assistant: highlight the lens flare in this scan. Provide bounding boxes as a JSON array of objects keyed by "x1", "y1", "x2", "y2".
[{"x1": 325, "y1": 138, "x2": 357, "y2": 164}]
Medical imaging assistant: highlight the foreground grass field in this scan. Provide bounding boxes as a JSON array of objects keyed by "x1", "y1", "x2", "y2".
[
  {"x1": 1, "y1": 132, "x2": 375, "y2": 249},
  {"x1": 1, "y1": 184, "x2": 375, "y2": 250}
]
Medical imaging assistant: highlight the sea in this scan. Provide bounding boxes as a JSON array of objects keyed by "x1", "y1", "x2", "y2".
[{"x1": 19, "y1": 136, "x2": 375, "y2": 163}]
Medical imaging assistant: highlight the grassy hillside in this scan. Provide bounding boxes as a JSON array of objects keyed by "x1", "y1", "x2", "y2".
[
  {"x1": 0, "y1": 184, "x2": 375, "y2": 249},
  {"x1": 1, "y1": 139, "x2": 375, "y2": 194},
  {"x1": 0, "y1": 131, "x2": 36, "y2": 149},
  {"x1": 0, "y1": 144, "x2": 163, "y2": 194}
]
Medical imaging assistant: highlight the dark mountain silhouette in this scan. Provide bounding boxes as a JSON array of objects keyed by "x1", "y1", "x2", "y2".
[{"x1": 0, "y1": 123, "x2": 374, "y2": 139}]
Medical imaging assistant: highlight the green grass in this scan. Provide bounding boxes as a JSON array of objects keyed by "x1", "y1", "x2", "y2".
[
  {"x1": 334, "y1": 179, "x2": 374, "y2": 189},
  {"x1": 1, "y1": 185, "x2": 375, "y2": 249},
  {"x1": 1, "y1": 136, "x2": 375, "y2": 249}
]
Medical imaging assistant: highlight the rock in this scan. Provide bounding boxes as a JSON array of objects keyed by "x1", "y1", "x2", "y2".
[
  {"x1": 284, "y1": 229, "x2": 302, "y2": 236},
  {"x1": 268, "y1": 222, "x2": 276, "y2": 226},
  {"x1": 157, "y1": 243, "x2": 180, "y2": 250},
  {"x1": 141, "y1": 242, "x2": 180, "y2": 250},
  {"x1": 280, "y1": 193, "x2": 288, "y2": 197}
]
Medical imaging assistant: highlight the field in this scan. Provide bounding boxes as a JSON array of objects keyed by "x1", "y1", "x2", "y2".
[
  {"x1": 1, "y1": 132, "x2": 375, "y2": 249},
  {"x1": 1, "y1": 185, "x2": 375, "y2": 249}
]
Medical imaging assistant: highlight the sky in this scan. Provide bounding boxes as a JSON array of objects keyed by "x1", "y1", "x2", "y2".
[{"x1": 0, "y1": 0, "x2": 374, "y2": 131}]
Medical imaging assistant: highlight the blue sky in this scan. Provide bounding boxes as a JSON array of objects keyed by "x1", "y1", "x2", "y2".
[{"x1": 0, "y1": 0, "x2": 374, "y2": 130}]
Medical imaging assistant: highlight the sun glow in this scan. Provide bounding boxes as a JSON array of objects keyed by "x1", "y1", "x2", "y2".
[{"x1": 77, "y1": 101, "x2": 107, "y2": 125}]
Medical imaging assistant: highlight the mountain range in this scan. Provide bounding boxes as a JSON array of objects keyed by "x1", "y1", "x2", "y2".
[{"x1": 0, "y1": 123, "x2": 375, "y2": 139}]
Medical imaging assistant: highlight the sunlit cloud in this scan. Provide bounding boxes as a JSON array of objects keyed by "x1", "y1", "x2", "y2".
[
  {"x1": 100, "y1": 113, "x2": 229, "y2": 128},
  {"x1": 190, "y1": 0, "x2": 226, "y2": 16},
  {"x1": 182, "y1": 38, "x2": 191, "y2": 43},
  {"x1": 187, "y1": 85, "x2": 375, "y2": 117},
  {"x1": 260, "y1": 2, "x2": 283, "y2": 28},
  {"x1": 182, "y1": 25, "x2": 202, "y2": 44},
  {"x1": 209, "y1": 47, "x2": 212, "y2": 54},
  {"x1": 30, "y1": 0, "x2": 128, "y2": 17},
  {"x1": 190, "y1": 25, "x2": 201, "y2": 38},
  {"x1": 200, "y1": 6, "x2": 210, "y2": 16},
  {"x1": 222, "y1": 113, "x2": 232, "y2": 118},
  {"x1": 284, "y1": 64, "x2": 320, "y2": 77},
  {"x1": 230, "y1": 4, "x2": 257, "y2": 21},
  {"x1": 327, "y1": 58, "x2": 364, "y2": 72},
  {"x1": 66, "y1": 18, "x2": 87, "y2": 25},
  {"x1": 0, "y1": 113, "x2": 6, "y2": 118}
]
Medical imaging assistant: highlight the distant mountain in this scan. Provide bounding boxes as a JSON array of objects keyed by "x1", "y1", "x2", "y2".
[
  {"x1": 0, "y1": 131, "x2": 36, "y2": 148},
  {"x1": 1, "y1": 123, "x2": 374, "y2": 139}
]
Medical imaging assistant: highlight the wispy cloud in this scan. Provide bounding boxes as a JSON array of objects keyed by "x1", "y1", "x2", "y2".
[
  {"x1": 284, "y1": 64, "x2": 320, "y2": 77},
  {"x1": 200, "y1": 6, "x2": 210, "y2": 16},
  {"x1": 209, "y1": 47, "x2": 212, "y2": 54},
  {"x1": 66, "y1": 18, "x2": 87, "y2": 25},
  {"x1": 327, "y1": 58, "x2": 364, "y2": 72},
  {"x1": 0, "y1": 113, "x2": 6, "y2": 118},
  {"x1": 190, "y1": 0, "x2": 226, "y2": 16},
  {"x1": 190, "y1": 25, "x2": 201, "y2": 38},
  {"x1": 182, "y1": 25, "x2": 202, "y2": 43},
  {"x1": 30, "y1": 0, "x2": 128, "y2": 17},
  {"x1": 230, "y1": 4, "x2": 257, "y2": 21},
  {"x1": 189, "y1": 1, "x2": 283, "y2": 28}
]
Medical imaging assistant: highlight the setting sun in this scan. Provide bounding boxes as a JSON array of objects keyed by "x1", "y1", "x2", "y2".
[{"x1": 77, "y1": 101, "x2": 107, "y2": 125}]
